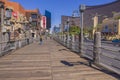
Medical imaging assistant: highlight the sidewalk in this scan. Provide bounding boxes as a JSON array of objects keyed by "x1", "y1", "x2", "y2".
[{"x1": 0, "y1": 38, "x2": 119, "y2": 80}]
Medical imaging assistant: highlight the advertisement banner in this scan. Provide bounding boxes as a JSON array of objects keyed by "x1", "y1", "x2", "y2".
[
  {"x1": 41, "y1": 16, "x2": 46, "y2": 29},
  {"x1": 12, "y1": 11, "x2": 18, "y2": 18}
]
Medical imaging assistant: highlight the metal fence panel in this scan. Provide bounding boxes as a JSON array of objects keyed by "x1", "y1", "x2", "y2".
[
  {"x1": 54, "y1": 35, "x2": 120, "y2": 75},
  {"x1": 82, "y1": 41, "x2": 93, "y2": 60},
  {"x1": 0, "y1": 38, "x2": 33, "y2": 57},
  {"x1": 99, "y1": 46, "x2": 120, "y2": 75}
]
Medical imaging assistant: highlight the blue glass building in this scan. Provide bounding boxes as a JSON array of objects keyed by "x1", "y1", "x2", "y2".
[{"x1": 45, "y1": 10, "x2": 51, "y2": 30}]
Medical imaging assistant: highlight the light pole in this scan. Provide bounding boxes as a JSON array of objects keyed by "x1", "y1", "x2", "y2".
[
  {"x1": 0, "y1": 1, "x2": 4, "y2": 32},
  {"x1": 29, "y1": 17, "x2": 32, "y2": 29},
  {"x1": 67, "y1": 17, "x2": 70, "y2": 32},
  {"x1": 67, "y1": 17, "x2": 70, "y2": 48},
  {"x1": 0, "y1": 1, "x2": 4, "y2": 55},
  {"x1": 29, "y1": 17, "x2": 33, "y2": 42},
  {"x1": 79, "y1": 4, "x2": 86, "y2": 56},
  {"x1": 5, "y1": 8, "x2": 13, "y2": 42}
]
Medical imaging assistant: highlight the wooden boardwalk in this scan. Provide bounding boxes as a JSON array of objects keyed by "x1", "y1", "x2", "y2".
[{"x1": 0, "y1": 39, "x2": 119, "y2": 80}]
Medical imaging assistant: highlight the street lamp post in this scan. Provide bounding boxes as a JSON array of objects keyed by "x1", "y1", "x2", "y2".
[
  {"x1": 67, "y1": 17, "x2": 70, "y2": 48},
  {"x1": 29, "y1": 17, "x2": 34, "y2": 42},
  {"x1": 67, "y1": 18, "x2": 70, "y2": 32},
  {"x1": 5, "y1": 8, "x2": 13, "y2": 42},
  {"x1": 0, "y1": 2, "x2": 4, "y2": 32},
  {"x1": 0, "y1": 1, "x2": 4, "y2": 55},
  {"x1": 79, "y1": 4, "x2": 86, "y2": 56}
]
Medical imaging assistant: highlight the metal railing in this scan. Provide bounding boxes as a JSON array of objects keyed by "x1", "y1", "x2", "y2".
[
  {"x1": 0, "y1": 38, "x2": 33, "y2": 56},
  {"x1": 83, "y1": 41, "x2": 94, "y2": 60},
  {"x1": 99, "y1": 47, "x2": 120, "y2": 75},
  {"x1": 53, "y1": 34, "x2": 120, "y2": 75}
]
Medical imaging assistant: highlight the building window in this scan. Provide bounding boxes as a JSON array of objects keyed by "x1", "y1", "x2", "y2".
[
  {"x1": 105, "y1": 25, "x2": 108, "y2": 29},
  {"x1": 31, "y1": 14, "x2": 37, "y2": 19},
  {"x1": 114, "y1": 24, "x2": 117, "y2": 32},
  {"x1": 104, "y1": 25, "x2": 108, "y2": 32},
  {"x1": 5, "y1": 9, "x2": 12, "y2": 19}
]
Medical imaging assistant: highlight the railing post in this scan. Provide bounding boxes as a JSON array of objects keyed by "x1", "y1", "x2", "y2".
[
  {"x1": 59, "y1": 34, "x2": 61, "y2": 43},
  {"x1": 61, "y1": 35, "x2": 63, "y2": 44},
  {"x1": 14, "y1": 41, "x2": 17, "y2": 49},
  {"x1": 59, "y1": 35, "x2": 61, "y2": 41},
  {"x1": 67, "y1": 33, "x2": 70, "y2": 48},
  {"x1": 93, "y1": 32, "x2": 101, "y2": 64},
  {"x1": 0, "y1": 43, "x2": 2, "y2": 56},
  {"x1": 63, "y1": 34, "x2": 65, "y2": 45},
  {"x1": 65, "y1": 34, "x2": 67, "y2": 46},
  {"x1": 69, "y1": 35, "x2": 72, "y2": 49},
  {"x1": 72, "y1": 35, "x2": 75, "y2": 51},
  {"x1": 19, "y1": 40, "x2": 21, "y2": 48},
  {"x1": 63, "y1": 34, "x2": 66, "y2": 45},
  {"x1": 62, "y1": 34, "x2": 63, "y2": 43}
]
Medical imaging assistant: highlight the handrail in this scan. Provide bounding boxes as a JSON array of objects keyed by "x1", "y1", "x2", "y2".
[
  {"x1": 53, "y1": 36, "x2": 120, "y2": 75},
  {"x1": 0, "y1": 38, "x2": 33, "y2": 56}
]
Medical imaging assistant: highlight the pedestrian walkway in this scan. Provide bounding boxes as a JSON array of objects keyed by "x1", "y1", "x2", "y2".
[{"x1": 0, "y1": 39, "x2": 119, "y2": 80}]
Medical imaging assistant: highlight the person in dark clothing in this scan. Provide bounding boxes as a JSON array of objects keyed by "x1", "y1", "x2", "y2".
[{"x1": 39, "y1": 35, "x2": 43, "y2": 45}]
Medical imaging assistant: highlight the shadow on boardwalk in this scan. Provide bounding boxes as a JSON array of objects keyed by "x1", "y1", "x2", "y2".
[{"x1": 61, "y1": 60, "x2": 120, "y2": 80}]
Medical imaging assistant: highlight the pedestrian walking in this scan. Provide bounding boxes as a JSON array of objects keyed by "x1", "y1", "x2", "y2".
[{"x1": 39, "y1": 35, "x2": 43, "y2": 45}]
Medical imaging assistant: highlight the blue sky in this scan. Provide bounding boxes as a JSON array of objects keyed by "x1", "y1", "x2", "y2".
[{"x1": 11, "y1": 0, "x2": 116, "y2": 28}]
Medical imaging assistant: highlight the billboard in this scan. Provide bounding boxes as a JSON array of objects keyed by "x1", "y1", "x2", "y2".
[
  {"x1": 12, "y1": 11, "x2": 18, "y2": 18},
  {"x1": 41, "y1": 16, "x2": 46, "y2": 29}
]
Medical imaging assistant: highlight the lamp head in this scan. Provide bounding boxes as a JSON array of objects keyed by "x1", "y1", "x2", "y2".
[
  {"x1": 79, "y1": 4, "x2": 86, "y2": 12},
  {"x1": 0, "y1": 1, "x2": 4, "y2": 8}
]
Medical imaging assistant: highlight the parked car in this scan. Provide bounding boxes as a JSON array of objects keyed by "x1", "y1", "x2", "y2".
[{"x1": 112, "y1": 39, "x2": 120, "y2": 46}]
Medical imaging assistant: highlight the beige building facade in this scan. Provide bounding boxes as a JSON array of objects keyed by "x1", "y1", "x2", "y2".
[{"x1": 93, "y1": 12, "x2": 120, "y2": 40}]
